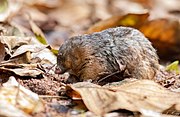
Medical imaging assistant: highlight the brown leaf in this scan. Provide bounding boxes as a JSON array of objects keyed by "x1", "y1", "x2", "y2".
[
  {"x1": 0, "y1": 62, "x2": 43, "y2": 77},
  {"x1": 0, "y1": 51, "x2": 31, "y2": 65},
  {"x1": 29, "y1": 18, "x2": 48, "y2": 45},
  {"x1": 87, "y1": 13, "x2": 149, "y2": 34},
  {"x1": 0, "y1": 42, "x2": 5, "y2": 62},
  {"x1": 0, "y1": 22, "x2": 25, "y2": 36},
  {"x1": 11, "y1": 44, "x2": 49, "y2": 58},
  {"x1": 139, "y1": 19, "x2": 180, "y2": 59},
  {"x1": 0, "y1": 102, "x2": 30, "y2": 117},
  {"x1": 0, "y1": 76, "x2": 44, "y2": 116},
  {"x1": 0, "y1": 36, "x2": 31, "y2": 56},
  {"x1": 0, "y1": 0, "x2": 21, "y2": 22},
  {"x1": 67, "y1": 80, "x2": 180, "y2": 115}
]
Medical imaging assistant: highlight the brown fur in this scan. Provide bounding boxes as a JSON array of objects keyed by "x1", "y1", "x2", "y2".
[{"x1": 56, "y1": 27, "x2": 159, "y2": 83}]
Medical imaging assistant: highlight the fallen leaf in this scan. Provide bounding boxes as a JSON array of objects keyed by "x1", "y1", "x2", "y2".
[
  {"x1": 0, "y1": 22, "x2": 25, "y2": 36},
  {"x1": 0, "y1": 63, "x2": 43, "y2": 77},
  {"x1": 0, "y1": 36, "x2": 31, "y2": 56},
  {"x1": 0, "y1": 41, "x2": 5, "y2": 62},
  {"x1": 87, "y1": 13, "x2": 149, "y2": 34},
  {"x1": 49, "y1": 1, "x2": 91, "y2": 26},
  {"x1": 31, "y1": 46, "x2": 57, "y2": 65},
  {"x1": 6, "y1": 51, "x2": 31, "y2": 64},
  {"x1": 0, "y1": 101, "x2": 30, "y2": 117},
  {"x1": 67, "y1": 80, "x2": 180, "y2": 116},
  {"x1": 139, "y1": 19, "x2": 180, "y2": 59},
  {"x1": 0, "y1": 0, "x2": 21, "y2": 22},
  {"x1": 165, "y1": 61, "x2": 179, "y2": 74},
  {"x1": 29, "y1": 17, "x2": 48, "y2": 45},
  {"x1": 11, "y1": 44, "x2": 49, "y2": 58},
  {"x1": 24, "y1": 0, "x2": 61, "y2": 8},
  {"x1": 0, "y1": 76, "x2": 44, "y2": 115},
  {"x1": 10, "y1": 67, "x2": 42, "y2": 77},
  {"x1": 50, "y1": 48, "x2": 59, "y2": 56},
  {"x1": 0, "y1": 0, "x2": 8, "y2": 13}
]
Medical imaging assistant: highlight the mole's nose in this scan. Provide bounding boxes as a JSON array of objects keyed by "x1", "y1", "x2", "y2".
[{"x1": 55, "y1": 67, "x2": 62, "y2": 74}]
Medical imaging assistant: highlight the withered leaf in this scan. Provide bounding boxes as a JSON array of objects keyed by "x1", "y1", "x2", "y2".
[
  {"x1": 0, "y1": 0, "x2": 21, "y2": 22},
  {"x1": 0, "y1": 63, "x2": 42, "y2": 77},
  {"x1": 0, "y1": 102, "x2": 30, "y2": 117},
  {"x1": 29, "y1": 18, "x2": 48, "y2": 45},
  {"x1": 139, "y1": 19, "x2": 180, "y2": 59},
  {"x1": 87, "y1": 13, "x2": 149, "y2": 34},
  {"x1": 67, "y1": 80, "x2": 180, "y2": 115},
  {"x1": 11, "y1": 44, "x2": 49, "y2": 58},
  {"x1": 0, "y1": 76, "x2": 44, "y2": 116},
  {"x1": 1, "y1": 52, "x2": 31, "y2": 67},
  {"x1": 0, "y1": 41, "x2": 5, "y2": 62},
  {"x1": 0, "y1": 36, "x2": 31, "y2": 56},
  {"x1": 0, "y1": 22, "x2": 25, "y2": 36}
]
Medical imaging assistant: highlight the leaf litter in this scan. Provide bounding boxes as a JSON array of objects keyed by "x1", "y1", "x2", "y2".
[
  {"x1": 66, "y1": 79, "x2": 180, "y2": 116},
  {"x1": 0, "y1": 0, "x2": 180, "y2": 117}
]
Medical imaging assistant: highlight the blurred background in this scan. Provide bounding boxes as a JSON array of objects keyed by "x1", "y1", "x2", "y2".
[{"x1": 0, "y1": 0, "x2": 180, "y2": 61}]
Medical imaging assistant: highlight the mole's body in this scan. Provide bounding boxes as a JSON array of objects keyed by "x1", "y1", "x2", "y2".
[{"x1": 56, "y1": 27, "x2": 159, "y2": 83}]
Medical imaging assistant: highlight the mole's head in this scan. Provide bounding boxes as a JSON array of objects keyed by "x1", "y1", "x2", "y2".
[{"x1": 55, "y1": 37, "x2": 88, "y2": 77}]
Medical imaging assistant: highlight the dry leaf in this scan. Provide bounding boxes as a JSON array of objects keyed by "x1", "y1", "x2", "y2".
[
  {"x1": 29, "y1": 17, "x2": 47, "y2": 45},
  {"x1": 0, "y1": 101, "x2": 30, "y2": 117},
  {"x1": 0, "y1": 0, "x2": 22, "y2": 22},
  {"x1": 0, "y1": 41, "x2": 5, "y2": 62},
  {"x1": 7, "y1": 51, "x2": 31, "y2": 64},
  {"x1": 87, "y1": 13, "x2": 149, "y2": 34},
  {"x1": 0, "y1": 63, "x2": 43, "y2": 77},
  {"x1": 67, "y1": 80, "x2": 180, "y2": 116},
  {"x1": 0, "y1": 76, "x2": 44, "y2": 116},
  {"x1": 139, "y1": 19, "x2": 180, "y2": 59},
  {"x1": 0, "y1": 22, "x2": 25, "y2": 36},
  {"x1": 24, "y1": 0, "x2": 61, "y2": 8},
  {"x1": 0, "y1": 0, "x2": 8, "y2": 13},
  {"x1": 11, "y1": 44, "x2": 49, "y2": 58},
  {"x1": 8, "y1": 67, "x2": 42, "y2": 77},
  {"x1": 49, "y1": 1, "x2": 91, "y2": 26},
  {"x1": 0, "y1": 36, "x2": 31, "y2": 56}
]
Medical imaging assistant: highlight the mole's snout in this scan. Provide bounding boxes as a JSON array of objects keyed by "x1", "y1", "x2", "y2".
[{"x1": 55, "y1": 67, "x2": 62, "y2": 74}]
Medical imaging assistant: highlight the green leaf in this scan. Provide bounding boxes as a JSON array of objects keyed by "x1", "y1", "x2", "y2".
[
  {"x1": 165, "y1": 60, "x2": 179, "y2": 74},
  {"x1": 34, "y1": 34, "x2": 48, "y2": 45},
  {"x1": 51, "y1": 48, "x2": 58, "y2": 56},
  {"x1": 29, "y1": 19, "x2": 47, "y2": 45},
  {"x1": 0, "y1": 0, "x2": 8, "y2": 13}
]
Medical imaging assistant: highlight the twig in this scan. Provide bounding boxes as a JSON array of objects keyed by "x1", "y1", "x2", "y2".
[
  {"x1": 97, "y1": 71, "x2": 121, "y2": 83},
  {"x1": 39, "y1": 95, "x2": 68, "y2": 99}
]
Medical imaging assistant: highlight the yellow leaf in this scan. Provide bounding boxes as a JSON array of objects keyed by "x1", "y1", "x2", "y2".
[
  {"x1": 166, "y1": 61, "x2": 179, "y2": 74},
  {"x1": 0, "y1": 0, "x2": 8, "y2": 13},
  {"x1": 87, "y1": 13, "x2": 149, "y2": 34},
  {"x1": 29, "y1": 19, "x2": 47, "y2": 45},
  {"x1": 50, "y1": 48, "x2": 58, "y2": 56}
]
